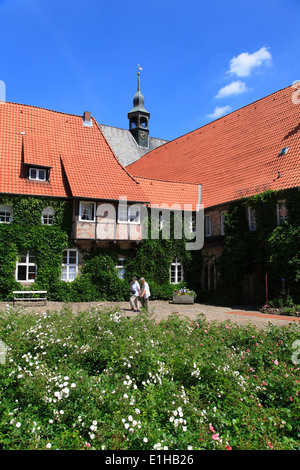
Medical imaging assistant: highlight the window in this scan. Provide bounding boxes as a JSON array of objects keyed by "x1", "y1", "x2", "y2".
[
  {"x1": 277, "y1": 201, "x2": 288, "y2": 225},
  {"x1": 204, "y1": 214, "x2": 211, "y2": 237},
  {"x1": 221, "y1": 211, "x2": 227, "y2": 235},
  {"x1": 79, "y1": 202, "x2": 95, "y2": 222},
  {"x1": 248, "y1": 207, "x2": 256, "y2": 231},
  {"x1": 29, "y1": 168, "x2": 47, "y2": 181},
  {"x1": 0, "y1": 205, "x2": 13, "y2": 223},
  {"x1": 118, "y1": 205, "x2": 140, "y2": 224},
  {"x1": 41, "y1": 207, "x2": 54, "y2": 225},
  {"x1": 278, "y1": 147, "x2": 289, "y2": 156},
  {"x1": 170, "y1": 258, "x2": 184, "y2": 284},
  {"x1": 61, "y1": 249, "x2": 78, "y2": 282},
  {"x1": 16, "y1": 250, "x2": 37, "y2": 282},
  {"x1": 116, "y1": 256, "x2": 126, "y2": 280}
]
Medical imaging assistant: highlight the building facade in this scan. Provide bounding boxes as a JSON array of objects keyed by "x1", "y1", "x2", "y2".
[{"x1": 1, "y1": 79, "x2": 300, "y2": 304}]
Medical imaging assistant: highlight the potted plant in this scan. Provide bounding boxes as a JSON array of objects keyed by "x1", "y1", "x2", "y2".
[{"x1": 173, "y1": 287, "x2": 196, "y2": 304}]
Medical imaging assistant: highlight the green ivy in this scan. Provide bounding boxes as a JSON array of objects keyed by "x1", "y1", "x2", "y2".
[
  {"x1": 0, "y1": 198, "x2": 198, "y2": 302},
  {"x1": 216, "y1": 188, "x2": 300, "y2": 305}
]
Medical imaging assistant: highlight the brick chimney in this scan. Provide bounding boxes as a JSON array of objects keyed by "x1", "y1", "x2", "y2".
[{"x1": 83, "y1": 111, "x2": 92, "y2": 127}]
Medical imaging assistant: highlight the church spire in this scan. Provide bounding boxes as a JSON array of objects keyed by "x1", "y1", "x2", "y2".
[{"x1": 128, "y1": 67, "x2": 150, "y2": 148}]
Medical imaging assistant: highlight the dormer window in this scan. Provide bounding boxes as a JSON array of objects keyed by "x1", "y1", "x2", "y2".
[{"x1": 29, "y1": 167, "x2": 47, "y2": 181}]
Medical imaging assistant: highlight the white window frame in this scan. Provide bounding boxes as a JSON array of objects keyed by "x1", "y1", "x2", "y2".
[
  {"x1": 118, "y1": 205, "x2": 140, "y2": 224},
  {"x1": 221, "y1": 211, "x2": 227, "y2": 235},
  {"x1": 277, "y1": 201, "x2": 287, "y2": 226},
  {"x1": 204, "y1": 214, "x2": 211, "y2": 237},
  {"x1": 170, "y1": 257, "x2": 184, "y2": 284},
  {"x1": 16, "y1": 250, "x2": 37, "y2": 283},
  {"x1": 41, "y1": 207, "x2": 54, "y2": 225},
  {"x1": 0, "y1": 204, "x2": 13, "y2": 223},
  {"x1": 61, "y1": 249, "x2": 78, "y2": 282},
  {"x1": 79, "y1": 201, "x2": 96, "y2": 222},
  {"x1": 29, "y1": 167, "x2": 47, "y2": 181},
  {"x1": 116, "y1": 256, "x2": 126, "y2": 280},
  {"x1": 248, "y1": 206, "x2": 256, "y2": 231}
]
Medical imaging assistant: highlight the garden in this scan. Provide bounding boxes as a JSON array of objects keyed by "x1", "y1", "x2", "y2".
[{"x1": 0, "y1": 303, "x2": 300, "y2": 450}]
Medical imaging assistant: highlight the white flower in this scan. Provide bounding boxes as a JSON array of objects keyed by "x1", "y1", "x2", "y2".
[
  {"x1": 143, "y1": 437, "x2": 148, "y2": 443},
  {"x1": 16, "y1": 422, "x2": 21, "y2": 428},
  {"x1": 124, "y1": 423, "x2": 130, "y2": 429},
  {"x1": 46, "y1": 443, "x2": 51, "y2": 449},
  {"x1": 71, "y1": 383, "x2": 76, "y2": 388},
  {"x1": 135, "y1": 408, "x2": 140, "y2": 414}
]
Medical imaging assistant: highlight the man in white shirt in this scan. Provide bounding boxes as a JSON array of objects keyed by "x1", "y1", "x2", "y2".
[
  {"x1": 129, "y1": 276, "x2": 140, "y2": 312},
  {"x1": 139, "y1": 277, "x2": 150, "y2": 312}
]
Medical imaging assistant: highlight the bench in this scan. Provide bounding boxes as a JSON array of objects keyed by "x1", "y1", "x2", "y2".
[{"x1": 13, "y1": 291, "x2": 47, "y2": 306}]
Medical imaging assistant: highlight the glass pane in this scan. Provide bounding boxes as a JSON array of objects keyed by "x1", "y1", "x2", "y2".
[
  {"x1": 30, "y1": 168, "x2": 37, "y2": 179},
  {"x1": 117, "y1": 268, "x2": 125, "y2": 280},
  {"x1": 69, "y1": 266, "x2": 77, "y2": 281},
  {"x1": 61, "y1": 267, "x2": 67, "y2": 281},
  {"x1": 68, "y1": 251, "x2": 77, "y2": 265},
  {"x1": 128, "y1": 207, "x2": 140, "y2": 223},
  {"x1": 38, "y1": 170, "x2": 46, "y2": 180},
  {"x1": 118, "y1": 205, "x2": 128, "y2": 222},
  {"x1": 28, "y1": 266, "x2": 36, "y2": 280},
  {"x1": 62, "y1": 250, "x2": 68, "y2": 264},
  {"x1": 28, "y1": 251, "x2": 36, "y2": 263},
  {"x1": 17, "y1": 266, "x2": 27, "y2": 281},
  {"x1": 80, "y1": 203, "x2": 94, "y2": 220},
  {"x1": 19, "y1": 253, "x2": 27, "y2": 263}
]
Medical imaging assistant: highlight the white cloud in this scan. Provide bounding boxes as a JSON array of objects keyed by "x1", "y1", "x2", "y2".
[
  {"x1": 207, "y1": 105, "x2": 231, "y2": 120},
  {"x1": 216, "y1": 80, "x2": 247, "y2": 98},
  {"x1": 228, "y1": 47, "x2": 272, "y2": 77}
]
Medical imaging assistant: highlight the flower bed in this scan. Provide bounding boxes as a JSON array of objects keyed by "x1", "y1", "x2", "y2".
[
  {"x1": 0, "y1": 304, "x2": 300, "y2": 450},
  {"x1": 173, "y1": 288, "x2": 196, "y2": 304},
  {"x1": 260, "y1": 304, "x2": 300, "y2": 317}
]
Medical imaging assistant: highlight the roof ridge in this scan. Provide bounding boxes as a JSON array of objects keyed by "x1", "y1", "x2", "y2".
[
  {"x1": 135, "y1": 175, "x2": 200, "y2": 185},
  {"x1": 3, "y1": 100, "x2": 85, "y2": 119}
]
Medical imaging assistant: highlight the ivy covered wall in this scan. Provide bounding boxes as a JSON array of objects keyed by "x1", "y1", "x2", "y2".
[
  {"x1": 2, "y1": 189, "x2": 300, "y2": 306},
  {"x1": 0, "y1": 196, "x2": 200, "y2": 302},
  {"x1": 216, "y1": 188, "x2": 300, "y2": 305}
]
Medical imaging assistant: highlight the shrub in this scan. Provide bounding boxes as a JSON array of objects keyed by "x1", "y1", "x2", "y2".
[{"x1": 0, "y1": 304, "x2": 300, "y2": 450}]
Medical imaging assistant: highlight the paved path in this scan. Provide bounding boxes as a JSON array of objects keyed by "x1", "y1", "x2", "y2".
[{"x1": 1, "y1": 300, "x2": 300, "y2": 329}]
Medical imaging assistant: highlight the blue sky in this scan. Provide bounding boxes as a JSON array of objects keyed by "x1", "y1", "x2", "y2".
[{"x1": 0, "y1": 0, "x2": 300, "y2": 141}]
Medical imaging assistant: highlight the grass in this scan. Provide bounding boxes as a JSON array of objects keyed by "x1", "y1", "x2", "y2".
[{"x1": 0, "y1": 303, "x2": 300, "y2": 450}]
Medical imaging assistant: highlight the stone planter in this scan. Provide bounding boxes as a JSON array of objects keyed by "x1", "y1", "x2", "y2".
[{"x1": 173, "y1": 294, "x2": 194, "y2": 304}]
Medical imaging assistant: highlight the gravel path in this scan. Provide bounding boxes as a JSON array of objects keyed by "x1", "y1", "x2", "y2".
[{"x1": 1, "y1": 299, "x2": 300, "y2": 329}]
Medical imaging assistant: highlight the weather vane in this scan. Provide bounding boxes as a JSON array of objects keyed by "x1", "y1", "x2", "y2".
[{"x1": 137, "y1": 64, "x2": 143, "y2": 75}]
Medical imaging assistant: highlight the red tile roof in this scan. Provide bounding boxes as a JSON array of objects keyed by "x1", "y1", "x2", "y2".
[
  {"x1": 127, "y1": 85, "x2": 300, "y2": 208},
  {"x1": 135, "y1": 176, "x2": 200, "y2": 211},
  {"x1": 0, "y1": 101, "x2": 146, "y2": 202}
]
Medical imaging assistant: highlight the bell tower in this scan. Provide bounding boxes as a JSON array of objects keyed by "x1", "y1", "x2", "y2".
[{"x1": 128, "y1": 70, "x2": 150, "y2": 148}]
